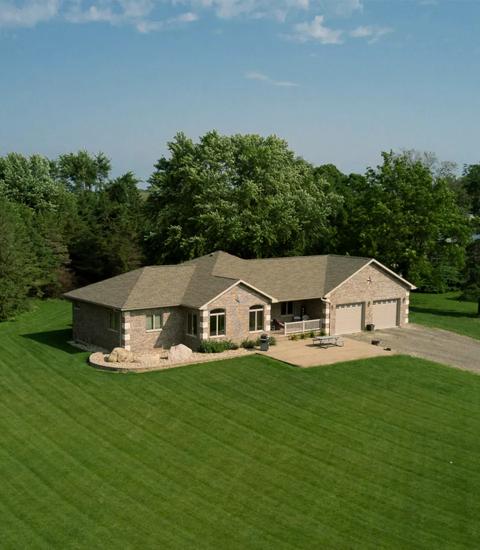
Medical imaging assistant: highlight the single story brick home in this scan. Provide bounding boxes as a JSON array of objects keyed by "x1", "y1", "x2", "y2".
[{"x1": 64, "y1": 251, "x2": 416, "y2": 352}]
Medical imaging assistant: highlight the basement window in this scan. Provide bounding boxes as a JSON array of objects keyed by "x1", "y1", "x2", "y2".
[
  {"x1": 187, "y1": 312, "x2": 198, "y2": 337},
  {"x1": 146, "y1": 312, "x2": 163, "y2": 331},
  {"x1": 108, "y1": 311, "x2": 120, "y2": 332}
]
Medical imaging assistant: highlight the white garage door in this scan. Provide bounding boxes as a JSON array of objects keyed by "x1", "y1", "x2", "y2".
[
  {"x1": 335, "y1": 303, "x2": 364, "y2": 335},
  {"x1": 373, "y1": 299, "x2": 399, "y2": 329}
]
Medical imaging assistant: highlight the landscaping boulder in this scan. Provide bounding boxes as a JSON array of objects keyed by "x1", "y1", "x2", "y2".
[
  {"x1": 107, "y1": 347, "x2": 136, "y2": 363},
  {"x1": 168, "y1": 344, "x2": 193, "y2": 363}
]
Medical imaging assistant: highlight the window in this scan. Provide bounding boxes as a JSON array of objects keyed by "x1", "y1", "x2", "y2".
[
  {"x1": 109, "y1": 311, "x2": 120, "y2": 332},
  {"x1": 146, "y1": 311, "x2": 163, "y2": 331},
  {"x1": 187, "y1": 312, "x2": 198, "y2": 336},
  {"x1": 209, "y1": 309, "x2": 225, "y2": 337},
  {"x1": 281, "y1": 301, "x2": 293, "y2": 316},
  {"x1": 249, "y1": 305, "x2": 264, "y2": 332}
]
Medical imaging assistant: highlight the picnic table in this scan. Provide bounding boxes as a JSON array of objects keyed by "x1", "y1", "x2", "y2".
[{"x1": 313, "y1": 335, "x2": 344, "y2": 348}]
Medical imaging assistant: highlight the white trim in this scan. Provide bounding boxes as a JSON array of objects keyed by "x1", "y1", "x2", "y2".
[
  {"x1": 324, "y1": 259, "x2": 416, "y2": 298},
  {"x1": 199, "y1": 279, "x2": 275, "y2": 310}
]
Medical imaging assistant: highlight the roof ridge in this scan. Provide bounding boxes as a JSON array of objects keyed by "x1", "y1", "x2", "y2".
[{"x1": 119, "y1": 267, "x2": 149, "y2": 309}]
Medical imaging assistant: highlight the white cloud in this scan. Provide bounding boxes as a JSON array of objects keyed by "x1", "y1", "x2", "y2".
[
  {"x1": 350, "y1": 24, "x2": 392, "y2": 43},
  {"x1": 136, "y1": 10, "x2": 198, "y2": 32},
  {"x1": 0, "y1": 0, "x2": 59, "y2": 27},
  {"x1": 245, "y1": 70, "x2": 299, "y2": 87},
  {"x1": 0, "y1": 0, "x2": 389, "y2": 47},
  {"x1": 292, "y1": 14, "x2": 343, "y2": 44},
  {"x1": 173, "y1": 0, "x2": 312, "y2": 20},
  {"x1": 320, "y1": 0, "x2": 362, "y2": 16}
]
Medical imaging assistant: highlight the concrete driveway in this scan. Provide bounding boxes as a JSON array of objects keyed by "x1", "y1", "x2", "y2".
[{"x1": 350, "y1": 323, "x2": 480, "y2": 374}]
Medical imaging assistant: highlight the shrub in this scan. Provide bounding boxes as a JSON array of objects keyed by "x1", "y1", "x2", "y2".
[
  {"x1": 290, "y1": 334, "x2": 298, "y2": 341},
  {"x1": 269, "y1": 335, "x2": 277, "y2": 346},
  {"x1": 308, "y1": 331, "x2": 316, "y2": 338},
  {"x1": 299, "y1": 332, "x2": 306, "y2": 339},
  {"x1": 198, "y1": 340, "x2": 237, "y2": 353},
  {"x1": 241, "y1": 339, "x2": 256, "y2": 349}
]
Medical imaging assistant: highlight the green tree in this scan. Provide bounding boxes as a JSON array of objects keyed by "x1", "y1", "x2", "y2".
[
  {"x1": 462, "y1": 164, "x2": 480, "y2": 216},
  {"x1": 145, "y1": 131, "x2": 339, "y2": 263},
  {"x1": 69, "y1": 172, "x2": 144, "y2": 283},
  {"x1": 55, "y1": 151, "x2": 111, "y2": 192},
  {"x1": 347, "y1": 151, "x2": 470, "y2": 290},
  {"x1": 0, "y1": 199, "x2": 38, "y2": 320},
  {"x1": 0, "y1": 153, "x2": 64, "y2": 210}
]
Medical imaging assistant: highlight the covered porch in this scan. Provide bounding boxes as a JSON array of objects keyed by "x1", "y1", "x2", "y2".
[{"x1": 270, "y1": 298, "x2": 328, "y2": 336}]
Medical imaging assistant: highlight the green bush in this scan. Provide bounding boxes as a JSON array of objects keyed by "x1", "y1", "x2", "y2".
[
  {"x1": 269, "y1": 335, "x2": 277, "y2": 346},
  {"x1": 198, "y1": 340, "x2": 237, "y2": 353},
  {"x1": 308, "y1": 331, "x2": 316, "y2": 338},
  {"x1": 241, "y1": 339, "x2": 256, "y2": 349},
  {"x1": 290, "y1": 334, "x2": 298, "y2": 341},
  {"x1": 299, "y1": 332, "x2": 306, "y2": 340}
]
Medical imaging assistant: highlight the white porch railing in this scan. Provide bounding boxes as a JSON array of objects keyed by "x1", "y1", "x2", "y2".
[{"x1": 284, "y1": 318, "x2": 322, "y2": 335}]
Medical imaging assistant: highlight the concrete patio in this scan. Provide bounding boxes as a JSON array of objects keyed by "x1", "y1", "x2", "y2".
[{"x1": 259, "y1": 336, "x2": 390, "y2": 367}]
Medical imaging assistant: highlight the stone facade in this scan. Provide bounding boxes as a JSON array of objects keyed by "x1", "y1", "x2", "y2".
[
  {"x1": 327, "y1": 264, "x2": 409, "y2": 336},
  {"x1": 204, "y1": 283, "x2": 270, "y2": 343},
  {"x1": 72, "y1": 301, "x2": 122, "y2": 350}
]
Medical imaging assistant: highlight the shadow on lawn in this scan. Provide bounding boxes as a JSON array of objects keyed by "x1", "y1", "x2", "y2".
[
  {"x1": 410, "y1": 306, "x2": 478, "y2": 319},
  {"x1": 22, "y1": 329, "x2": 84, "y2": 354}
]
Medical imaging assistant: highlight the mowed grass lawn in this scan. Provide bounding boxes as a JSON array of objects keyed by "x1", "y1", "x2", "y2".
[
  {"x1": 410, "y1": 291, "x2": 480, "y2": 341},
  {"x1": 1, "y1": 301, "x2": 480, "y2": 549}
]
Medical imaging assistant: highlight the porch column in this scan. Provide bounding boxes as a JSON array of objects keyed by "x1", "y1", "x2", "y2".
[
  {"x1": 264, "y1": 304, "x2": 271, "y2": 332},
  {"x1": 323, "y1": 301, "x2": 331, "y2": 336},
  {"x1": 200, "y1": 309, "x2": 209, "y2": 340},
  {"x1": 404, "y1": 292, "x2": 410, "y2": 324},
  {"x1": 122, "y1": 311, "x2": 131, "y2": 351}
]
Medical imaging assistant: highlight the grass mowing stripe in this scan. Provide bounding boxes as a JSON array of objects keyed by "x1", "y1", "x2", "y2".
[
  {"x1": 4, "y1": 360, "x2": 310, "y2": 549},
  {"x1": 123, "y1": 370, "x2": 464, "y2": 548},
  {"x1": 0, "y1": 373, "x2": 210, "y2": 547},
  {"x1": 2, "y1": 300, "x2": 480, "y2": 548},
  {"x1": 159, "y1": 362, "x2": 478, "y2": 500}
]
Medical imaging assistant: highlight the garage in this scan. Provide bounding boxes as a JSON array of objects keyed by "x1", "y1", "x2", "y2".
[
  {"x1": 335, "y1": 303, "x2": 364, "y2": 334},
  {"x1": 373, "y1": 299, "x2": 399, "y2": 329}
]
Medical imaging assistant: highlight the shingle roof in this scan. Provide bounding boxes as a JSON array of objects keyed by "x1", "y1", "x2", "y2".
[{"x1": 64, "y1": 250, "x2": 401, "y2": 310}]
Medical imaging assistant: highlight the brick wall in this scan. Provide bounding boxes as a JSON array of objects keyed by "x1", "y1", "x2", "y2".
[
  {"x1": 72, "y1": 301, "x2": 121, "y2": 350},
  {"x1": 328, "y1": 264, "x2": 409, "y2": 335},
  {"x1": 128, "y1": 307, "x2": 188, "y2": 352},
  {"x1": 203, "y1": 284, "x2": 270, "y2": 343}
]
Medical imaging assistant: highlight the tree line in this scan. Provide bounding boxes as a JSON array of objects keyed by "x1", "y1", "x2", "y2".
[{"x1": 1, "y1": 131, "x2": 479, "y2": 320}]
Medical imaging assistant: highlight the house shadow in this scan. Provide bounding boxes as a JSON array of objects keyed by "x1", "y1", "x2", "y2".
[
  {"x1": 410, "y1": 306, "x2": 478, "y2": 319},
  {"x1": 22, "y1": 329, "x2": 85, "y2": 355}
]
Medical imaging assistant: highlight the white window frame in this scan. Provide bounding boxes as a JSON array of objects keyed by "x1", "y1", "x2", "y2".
[
  {"x1": 280, "y1": 301, "x2": 293, "y2": 316},
  {"x1": 249, "y1": 305, "x2": 264, "y2": 332},
  {"x1": 108, "y1": 310, "x2": 121, "y2": 332},
  {"x1": 146, "y1": 311, "x2": 163, "y2": 332},
  {"x1": 186, "y1": 312, "x2": 198, "y2": 337},
  {"x1": 209, "y1": 309, "x2": 226, "y2": 337}
]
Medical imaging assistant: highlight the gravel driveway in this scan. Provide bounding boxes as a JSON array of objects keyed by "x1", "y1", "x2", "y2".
[{"x1": 350, "y1": 323, "x2": 480, "y2": 373}]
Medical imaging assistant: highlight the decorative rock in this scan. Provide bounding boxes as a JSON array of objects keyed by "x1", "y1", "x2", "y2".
[
  {"x1": 168, "y1": 344, "x2": 193, "y2": 363},
  {"x1": 107, "y1": 347, "x2": 136, "y2": 363}
]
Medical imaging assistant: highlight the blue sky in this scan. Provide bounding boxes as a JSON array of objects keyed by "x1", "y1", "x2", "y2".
[{"x1": 1, "y1": 0, "x2": 479, "y2": 182}]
